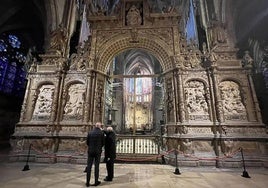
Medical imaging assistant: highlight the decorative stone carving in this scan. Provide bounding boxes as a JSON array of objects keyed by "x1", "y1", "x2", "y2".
[
  {"x1": 202, "y1": 42, "x2": 218, "y2": 67},
  {"x1": 242, "y1": 51, "x2": 253, "y2": 68},
  {"x1": 184, "y1": 53, "x2": 200, "y2": 68},
  {"x1": 48, "y1": 24, "x2": 67, "y2": 55},
  {"x1": 11, "y1": 138, "x2": 24, "y2": 153},
  {"x1": 33, "y1": 85, "x2": 55, "y2": 118},
  {"x1": 69, "y1": 41, "x2": 91, "y2": 71},
  {"x1": 77, "y1": 138, "x2": 87, "y2": 155},
  {"x1": 184, "y1": 81, "x2": 209, "y2": 120},
  {"x1": 219, "y1": 81, "x2": 247, "y2": 120},
  {"x1": 126, "y1": 5, "x2": 142, "y2": 26},
  {"x1": 130, "y1": 28, "x2": 139, "y2": 43},
  {"x1": 179, "y1": 139, "x2": 193, "y2": 155},
  {"x1": 166, "y1": 78, "x2": 174, "y2": 122},
  {"x1": 63, "y1": 83, "x2": 86, "y2": 120},
  {"x1": 210, "y1": 22, "x2": 228, "y2": 47},
  {"x1": 220, "y1": 139, "x2": 235, "y2": 157},
  {"x1": 166, "y1": 138, "x2": 179, "y2": 151},
  {"x1": 41, "y1": 137, "x2": 53, "y2": 154}
]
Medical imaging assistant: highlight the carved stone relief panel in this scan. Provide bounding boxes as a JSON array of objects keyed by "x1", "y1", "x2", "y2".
[
  {"x1": 184, "y1": 80, "x2": 209, "y2": 121},
  {"x1": 77, "y1": 138, "x2": 87, "y2": 155},
  {"x1": 63, "y1": 83, "x2": 86, "y2": 121},
  {"x1": 219, "y1": 81, "x2": 247, "y2": 121},
  {"x1": 220, "y1": 139, "x2": 236, "y2": 157},
  {"x1": 165, "y1": 77, "x2": 174, "y2": 122},
  {"x1": 192, "y1": 141, "x2": 214, "y2": 152},
  {"x1": 58, "y1": 139, "x2": 77, "y2": 151},
  {"x1": 10, "y1": 138, "x2": 25, "y2": 153},
  {"x1": 179, "y1": 138, "x2": 193, "y2": 155},
  {"x1": 221, "y1": 126, "x2": 267, "y2": 137},
  {"x1": 32, "y1": 84, "x2": 55, "y2": 121}
]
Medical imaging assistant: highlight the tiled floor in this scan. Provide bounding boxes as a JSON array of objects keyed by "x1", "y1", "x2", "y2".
[{"x1": 0, "y1": 161, "x2": 267, "y2": 188}]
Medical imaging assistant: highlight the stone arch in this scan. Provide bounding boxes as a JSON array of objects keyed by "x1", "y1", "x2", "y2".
[
  {"x1": 219, "y1": 77, "x2": 243, "y2": 87},
  {"x1": 95, "y1": 36, "x2": 173, "y2": 73},
  {"x1": 184, "y1": 78, "x2": 209, "y2": 88},
  {"x1": 65, "y1": 80, "x2": 85, "y2": 88},
  {"x1": 36, "y1": 81, "x2": 55, "y2": 90}
]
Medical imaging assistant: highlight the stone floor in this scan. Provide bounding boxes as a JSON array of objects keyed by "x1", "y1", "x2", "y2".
[{"x1": 0, "y1": 161, "x2": 267, "y2": 188}]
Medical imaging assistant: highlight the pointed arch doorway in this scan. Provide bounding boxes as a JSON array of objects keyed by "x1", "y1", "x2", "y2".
[{"x1": 105, "y1": 49, "x2": 164, "y2": 135}]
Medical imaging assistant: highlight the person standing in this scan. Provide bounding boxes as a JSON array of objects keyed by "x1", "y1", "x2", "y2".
[
  {"x1": 103, "y1": 126, "x2": 116, "y2": 182},
  {"x1": 86, "y1": 122, "x2": 105, "y2": 187}
]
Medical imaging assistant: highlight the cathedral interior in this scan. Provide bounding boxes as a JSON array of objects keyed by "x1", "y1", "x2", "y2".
[{"x1": 0, "y1": 0, "x2": 267, "y2": 167}]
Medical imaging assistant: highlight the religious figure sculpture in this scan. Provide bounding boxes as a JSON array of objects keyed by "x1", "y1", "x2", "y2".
[
  {"x1": 242, "y1": 51, "x2": 253, "y2": 68},
  {"x1": 126, "y1": 5, "x2": 142, "y2": 26},
  {"x1": 219, "y1": 81, "x2": 246, "y2": 117},
  {"x1": 33, "y1": 85, "x2": 55, "y2": 116},
  {"x1": 185, "y1": 81, "x2": 209, "y2": 117},
  {"x1": 64, "y1": 84, "x2": 85, "y2": 118},
  {"x1": 48, "y1": 24, "x2": 67, "y2": 55}
]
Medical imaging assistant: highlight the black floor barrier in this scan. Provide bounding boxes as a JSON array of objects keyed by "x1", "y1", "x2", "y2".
[
  {"x1": 240, "y1": 148, "x2": 250, "y2": 178},
  {"x1": 22, "y1": 144, "x2": 32, "y2": 171},
  {"x1": 173, "y1": 150, "x2": 181, "y2": 175}
]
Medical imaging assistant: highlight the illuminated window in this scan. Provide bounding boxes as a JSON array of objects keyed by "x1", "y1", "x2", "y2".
[
  {"x1": 185, "y1": 0, "x2": 198, "y2": 45},
  {"x1": 0, "y1": 33, "x2": 27, "y2": 97}
]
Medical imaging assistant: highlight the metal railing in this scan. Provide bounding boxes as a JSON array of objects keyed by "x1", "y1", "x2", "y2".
[{"x1": 116, "y1": 135, "x2": 160, "y2": 155}]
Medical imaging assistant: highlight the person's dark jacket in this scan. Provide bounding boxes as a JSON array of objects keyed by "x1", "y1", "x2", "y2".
[
  {"x1": 87, "y1": 127, "x2": 105, "y2": 155},
  {"x1": 104, "y1": 131, "x2": 116, "y2": 159}
]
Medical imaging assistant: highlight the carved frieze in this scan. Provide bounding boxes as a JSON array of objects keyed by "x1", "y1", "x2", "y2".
[
  {"x1": 14, "y1": 126, "x2": 49, "y2": 136},
  {"x1": 221, "y1": 126, "x2": 267, "y2": 137},
  {"x1": 59, "y1": 125, "x2": 88, "y2": 136},
  {"x1": 187, "y1": 127, "x2": 213, "y2": 136}
]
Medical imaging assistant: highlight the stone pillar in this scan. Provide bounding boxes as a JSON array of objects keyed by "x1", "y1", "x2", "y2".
[
  {"x1": 177, "y1": 68, "x2": 186, "y2": 123},
  {"x1": 84, "y1": 71, "x2": 93, "y2": 123},
  {"x1": 173, "y1": 69, "x2": 179, "y2": 123},
  {"x1": 247, "y1": 71, "x2": 262, "y2": 122},
  {"x1": 19, "y1": 75, "x2": 32, "y2": 122}
]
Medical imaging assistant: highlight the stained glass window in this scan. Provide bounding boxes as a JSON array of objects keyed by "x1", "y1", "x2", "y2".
[
  {"x1": 0, "y1": 33, "x2": 27, "y2": 97},
  {"x1": 185, "y1": 0, "x2": 198, "y2": 45}
]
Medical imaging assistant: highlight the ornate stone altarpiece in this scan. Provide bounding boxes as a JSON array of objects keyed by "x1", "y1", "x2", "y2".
[{"x1": 11, "y1": 0, "x2": 267, "y2": 166}]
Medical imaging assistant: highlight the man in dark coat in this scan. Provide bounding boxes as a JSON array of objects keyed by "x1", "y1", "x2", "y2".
[
  {"x1": 103, "y1": 126, "x2": 116, "y2": 181},
  {"x1": 86, "y1": 122, "x2": 105, "y2": 187}
]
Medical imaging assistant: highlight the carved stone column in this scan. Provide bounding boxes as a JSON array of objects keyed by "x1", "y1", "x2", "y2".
[
  {"x1": 55, "y1": 71, "x2": 66, "y2": 123},
  {"x1": 164, "y1": 75, "x2": 175, "y2": 123},
  {"x1": 212, "y1": 68, "x2": 224, "y2": 124},
  {"x1": 173, "y1": 69, "x2": 179, "y2": 123},
  {"x1": 19, "y1": 75, "x2": 32, "y2": 122},
  {"x1": 177, "y1": 68, "x2": 186, "y2": 123},
  {"x1": 247, "y1": 70, "x2": 263, "y2": 122},
  {"x1": 84, "y1": 70, "x2": 93, "y2": 123}
]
